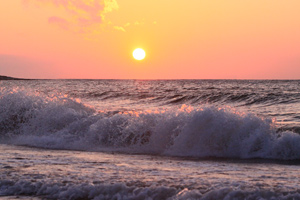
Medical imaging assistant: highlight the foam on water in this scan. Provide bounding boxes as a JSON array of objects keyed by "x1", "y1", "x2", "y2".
[
  {"x1": 1, "y1": 89, "x2": 300, "y2": 160},
  {"x1": 1, "y1": 180, "x2": 300, "y2": 200}
]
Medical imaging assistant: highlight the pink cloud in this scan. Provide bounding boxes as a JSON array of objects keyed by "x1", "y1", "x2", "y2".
[
  {"x1": 27, "y1": 0, "x2": 118, "y2": 30},
  {"x1": 52, "y1": 0, "x2": 104, "y2": 26},
  {"x1": 48, "y1": 16, "x2": 69, "y2": 30}
]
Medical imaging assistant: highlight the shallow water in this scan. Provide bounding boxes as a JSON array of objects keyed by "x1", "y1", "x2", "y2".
[{"x1": 1, "y1": 144, "x2": 300, "y2": 199}]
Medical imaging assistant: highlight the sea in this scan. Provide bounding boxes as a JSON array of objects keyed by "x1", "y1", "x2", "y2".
[{"x1": 0, "y1": 79, "x2": 300, "y2": 200}]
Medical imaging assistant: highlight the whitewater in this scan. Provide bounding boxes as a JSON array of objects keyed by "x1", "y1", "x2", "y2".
[{"x1": 0, "y1": 79, "x2": 300, "y2": 199}]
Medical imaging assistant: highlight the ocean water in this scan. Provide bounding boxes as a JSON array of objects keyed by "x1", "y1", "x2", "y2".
[{"x1": 0, "y1": 79, "x2": 300, "y2": 199}]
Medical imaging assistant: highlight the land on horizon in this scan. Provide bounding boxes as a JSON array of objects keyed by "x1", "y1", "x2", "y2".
[
  {"x1": 0, "y1": 75, "x2": 30, "y2": 80},
  {"x1": 1, "y1": 75, "x2": 300, "y2": 81}
]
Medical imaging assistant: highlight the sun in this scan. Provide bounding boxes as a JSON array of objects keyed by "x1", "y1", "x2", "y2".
[{"x1": 133, "y1": 48, "x2": 146, "y2": 60}]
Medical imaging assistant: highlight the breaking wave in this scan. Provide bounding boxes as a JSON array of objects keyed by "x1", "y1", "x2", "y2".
[
  {"x1": 1, "y1": 90, "x2": 300, "y2": 160},
  {"x1": 1, "y1": 180, "x2": 300, "y2": 200}
]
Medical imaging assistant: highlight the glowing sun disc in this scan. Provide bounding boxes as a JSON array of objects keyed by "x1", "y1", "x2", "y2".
[{"x1": 133, "y1": 48, "x2": 146, "y2": 60}]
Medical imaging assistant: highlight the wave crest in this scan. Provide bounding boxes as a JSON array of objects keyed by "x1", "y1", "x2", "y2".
[{"x1": 1, "y1": 90, "x2": 300, "y2": 160}]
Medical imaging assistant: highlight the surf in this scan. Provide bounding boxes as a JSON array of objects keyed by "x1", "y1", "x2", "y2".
[{"x1": 1, "y1": 89, "x2": 300, "y2": 160}]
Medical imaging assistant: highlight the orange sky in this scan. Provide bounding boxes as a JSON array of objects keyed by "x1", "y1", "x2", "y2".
[{"x1": 0, "y1": 0, "x2": 300, "y2": 79}]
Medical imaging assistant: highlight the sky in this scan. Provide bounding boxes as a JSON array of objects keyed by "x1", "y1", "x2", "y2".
[{"x1": 0, "y1": 0, "x2": 300, "y2": 79}]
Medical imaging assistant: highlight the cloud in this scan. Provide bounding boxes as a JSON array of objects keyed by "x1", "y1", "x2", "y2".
[
  {"x1": 134, "y1": 20, "x2": 145, "y2": 26},
  {"x1": 26, "y1": 0, "x2": 119, "y2": 31},
  {"x1": 124, "y1": 23, "x2": 130, "y2": 27},
  {"x1": 48, "y1": 16, "x2": 69, "y2": 29},
  {"x1": 113, "y1": 26, "x2": 125, "y2": 32}
]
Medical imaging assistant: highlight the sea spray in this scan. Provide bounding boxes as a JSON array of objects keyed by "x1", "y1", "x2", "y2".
[{"x1": 1, "y1": 90, "x2": 300, "y2": 160}]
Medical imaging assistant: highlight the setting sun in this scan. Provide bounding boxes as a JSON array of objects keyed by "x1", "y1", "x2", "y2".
[
  {"x1": 133, "y1": 48, "x2": 146, "y2": 61},
  {"x1": 2, "y1": 1, "x2": 300, "y2": 198}
]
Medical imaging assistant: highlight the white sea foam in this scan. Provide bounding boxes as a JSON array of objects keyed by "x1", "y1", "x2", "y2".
[
  {"x1": 1, "y1": 90, "x2": 300, "y2": 160},
  {"x1": 1, "y1": 180, "x2": 300, "y2": 200}
]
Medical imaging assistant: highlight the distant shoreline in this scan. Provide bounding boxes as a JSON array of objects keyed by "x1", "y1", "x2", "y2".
[
  {"x1": 0, "y1": 75, "x2": 31, "y2": 80},
  {"x1": 0, "y1": 75, "x2": 299, "y2": 81}
]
